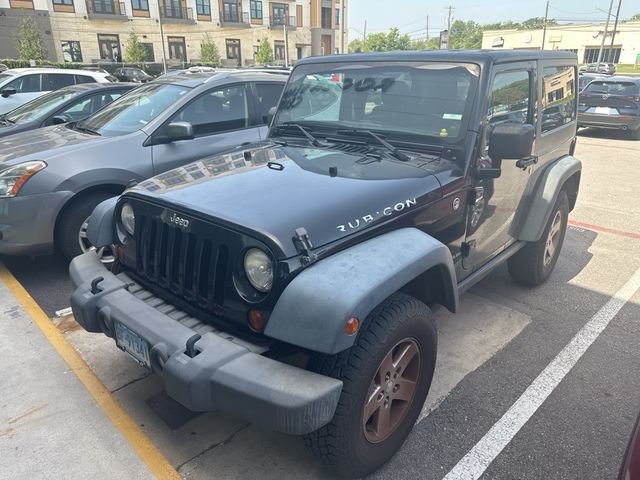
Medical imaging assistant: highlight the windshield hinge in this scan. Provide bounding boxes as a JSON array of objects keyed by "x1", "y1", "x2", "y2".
[{"x1": 293, "y1": 227, "x2": 317, "y2": 267}]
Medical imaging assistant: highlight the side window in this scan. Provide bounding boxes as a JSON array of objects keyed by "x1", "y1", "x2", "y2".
[
  {"x1": 541, "y1": 65, "x2": 576, "y2": 133},
  {"x1": 75, "y1": 75, "x2": 95, "y2": 84},
  {"x1": 173, "y1": 84, "x2": 249, "y2": 136},
  {"x1": 487, "y1": 70, "x2": 531, "y2": 127},
  {"x1": 42, "y1": 73, "x2": 75, "y2": 91},
  {"x1": 6, "y1": 74, "x2": 41, "y2": 93},
  {"x1": 61, "y1": 92, "x2": 123, "y2": 119},
  {"x1": 255, "y1": 82, "x2": 284, "y2": 124}
]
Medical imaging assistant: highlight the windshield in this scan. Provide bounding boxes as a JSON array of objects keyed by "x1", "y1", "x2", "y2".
[
  {"x1": 78, "y1": 83, "x2": 189, "y2": 136},
  {"x1": 273, "y1": 61, "x2": 479, "y2": 141},
  {"x1": 584, "y1": 81, "x2": 639, "y2": 96},
  {"x1": 5, "y1": 88, "x2": 77, "y2": 123},
  {"x1": 0, "y1": 73, "x2": 16, "y2": 87}
]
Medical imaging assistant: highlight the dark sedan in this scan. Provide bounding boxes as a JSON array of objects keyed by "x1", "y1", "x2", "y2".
[
  {"x1": 113, "y1": 67, "x2": 153, "y2": 83},
  {"x1": 0, "y1": 83, "x2": 136, "y2": 138},
  {"x1": 578, "y1": 77, "x2": 640, "y2": 139}
]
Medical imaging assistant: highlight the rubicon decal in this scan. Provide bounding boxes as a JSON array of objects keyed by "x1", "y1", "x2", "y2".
[{"x1": 337, "y1": 198, "x2": 417, "y2": 232}]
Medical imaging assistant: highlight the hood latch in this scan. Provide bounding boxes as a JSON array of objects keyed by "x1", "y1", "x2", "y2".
[{"x1": 293, "y1": 227, "x2": 317, "y2": 267}]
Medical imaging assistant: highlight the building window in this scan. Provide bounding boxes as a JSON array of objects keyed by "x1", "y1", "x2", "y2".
[
  {"x1": 225, "y1": 38, "x2": 241, "y2": 66},
  {"x1": 195, "y1": 0, "x2": 209, "y2": 16},
  {"x1": 321, "y1": 7, "x2": 331, "y2": 28},
  {"x1": 222, "y1": 0, "x2": 238, "y2": 22},
  {"x1": 97, "y1": 34, "x2": 121, "y2": 61},
  {"x1": 274, "y1": 40, "x2": 285, "y2": 62},
  {"x1": 61, "y1": 40, "x2": 82, "y2": 62},
  {"x1": 131, "y1": 0, "x2": 148, "y2": 10},
  {"x1": 168, "y1": 36, "x2": 187, "y2": 61},
  {"x1": 9, "y1": 0, "x2": 35, "y2": 9},
  {"x1": 249, "y1": 0, "x2": 262, "y2": 19},
  {"x1": 583, "y1": 46, "x2": 621, "y2": 64},
  {"x1": 334, "y1": 8, "x2": 339, "y2": 26},
  {"x1": 271, "y1": 2, "x2": 287, "y2": 25},
  {"x1": 141, "y1": 43, "x2": 154, "y2": 61},
  {"x1": 53, "y1": 0, "x2": 74, "y2": 5}
]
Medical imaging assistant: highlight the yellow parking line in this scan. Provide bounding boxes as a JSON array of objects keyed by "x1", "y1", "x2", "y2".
[{"x1": 0, "y1": 264, "x2": 181, "y2": 480}]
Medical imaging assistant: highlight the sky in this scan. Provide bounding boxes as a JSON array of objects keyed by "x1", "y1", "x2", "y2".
[{"x1": 348, "y1": 0, "x2": 639, "y2": 40}]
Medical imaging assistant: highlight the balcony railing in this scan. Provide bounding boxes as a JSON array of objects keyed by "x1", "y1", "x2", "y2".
[
  {"x1": 160, "y1": 4, "x2": 194, "y2": 21},
  {"x1": 86, "y1": 0, "x2": 126, "y2": 17},
  {"x1": 220, "y1": 11, "x2": 250, "y2": 25},
  {"x1": 270, "y1": 15, "x2": 296, "y2": 28}
]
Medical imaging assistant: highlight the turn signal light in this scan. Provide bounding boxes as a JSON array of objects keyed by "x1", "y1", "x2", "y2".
[
  {"x1": 344, "y1": 317, "x2": 360, "y2": 336},
  {"x1": 248, "y1": 309, "x2": 266, "y2": 332}
]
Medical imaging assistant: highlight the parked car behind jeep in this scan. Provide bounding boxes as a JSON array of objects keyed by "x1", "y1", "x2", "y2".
[
  {"x1": 70, "y1": 50, "x2": 581, "y2": 478},
  {"x1": 0, "y1": 82, "x2": 135, "y2": 139},
  {"x1": 0, "y1": 70, "x2": 287, "y2": 260}
]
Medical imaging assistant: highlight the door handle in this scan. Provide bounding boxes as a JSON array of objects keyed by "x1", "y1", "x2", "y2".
[{"x1": 516, "y1": 156, "x2": 538, "y2": 169}]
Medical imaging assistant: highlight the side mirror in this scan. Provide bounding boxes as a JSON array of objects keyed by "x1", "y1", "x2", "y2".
[
  {"x1": 1, "y1": 88, "x2": 16, "y2": 98},
  {"x1": 267, "y1": 106, "x2": 278, "y2": 126},
  {"x1": 165, "y1": 121, "x2": 194, "y2": 142},
  {"x1": 488, "y1": 123, "x2": 535, "y2": 160},
  {"x1": 51, "y1": 114, "x2": 71, "y2": 125}
]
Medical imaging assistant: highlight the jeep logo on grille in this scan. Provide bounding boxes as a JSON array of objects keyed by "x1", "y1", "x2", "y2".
[{"x1": 162, "y1": 210, "x2": 191, "y2": 230}]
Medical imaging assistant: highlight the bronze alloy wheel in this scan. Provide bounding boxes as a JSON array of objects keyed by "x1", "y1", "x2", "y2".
[
  {"x1": 363, "y1": 338, "x2": 422, "y2": 443},
  {"x1": 544, "y1": 210, "x2": 563, "y2": 266}
]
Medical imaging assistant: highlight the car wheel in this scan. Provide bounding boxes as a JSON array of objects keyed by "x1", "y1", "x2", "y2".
[
  {"x1": 508, "y1": 190, "x2": 569, "y2": 286},
  {"x1": 57, "y1": 193, "x2": 116, "y2": 262},
  {"x1": 304, "y1": 293, "x2": 437, "y2": 478}
]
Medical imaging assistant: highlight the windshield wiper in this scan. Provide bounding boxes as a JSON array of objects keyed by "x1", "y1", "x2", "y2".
[
  {"x1": 272, "y1": 122, "x2": 322, "y2": 147},
  {"x1": 0, "y1": 116, "x2": 14, "y2": 126},
  {"x1": 337, "y1": 129, "x2": 410, "y2": 161},
  {"x1": 73, "y1": 123, "x2": 101, "y2": 136}
]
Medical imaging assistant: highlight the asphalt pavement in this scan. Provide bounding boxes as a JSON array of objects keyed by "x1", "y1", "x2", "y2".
[{"x1": 1, "y1": 127, "x2": 639, "y2": 480}]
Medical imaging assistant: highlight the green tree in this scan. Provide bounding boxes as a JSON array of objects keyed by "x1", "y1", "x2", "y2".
[
  {"x1": 124, "y1": 32, "x2": 147, "y2": 63},
  {"x1": 520, "y1": 16, "x2": 556, "y2": 29},
  {"x1": 348, "y1": 27, "x2": 411, "y2": 53},
  {"x1": 200, "y1": 33, "x2": 220, "y2": 64},
  {"x1": 628, "y1": 13, "x2": 640, "y2": 21},
  {"x1": 255, "y1": 38, "x2": 274, "y2": 64},
  {"x1": 449, "y1": 20, "x2": 483, "y2": 49},
  {"x1": 409, "y1": 38, "x2": 440, "y2": 50},
  {"x1": 17, "y1": 17, "x2": 47, "y2": 62}
]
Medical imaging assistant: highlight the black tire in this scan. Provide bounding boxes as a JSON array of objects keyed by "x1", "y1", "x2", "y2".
[
  {"x1": 304, "y1": 293, "x2": 437, "y2": 478},
  {"x1": 57, "y1": 193, "x2": 116, "y2": 261},
  {"x1": 508, "y1": 190, "x2": 569, "y2": 286}
]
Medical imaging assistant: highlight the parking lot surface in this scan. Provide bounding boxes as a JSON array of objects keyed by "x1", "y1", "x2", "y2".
[{"x1": 1, "y1": 128, "x2": 639, "y2": 479}]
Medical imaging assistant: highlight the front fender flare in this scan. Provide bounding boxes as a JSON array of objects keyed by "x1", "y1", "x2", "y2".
[
  {"x1": 264, "y1": 228, "x2": 458, "y2": 355},
  {"x1": 86, "y1": 197, "x2": 118, "y2": 248}
]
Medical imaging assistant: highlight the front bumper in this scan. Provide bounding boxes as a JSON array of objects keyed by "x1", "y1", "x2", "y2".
[
  {"x1": 0, "y1": 191, "x2": 72, "y2": 255},
  {"x1": 69, "y1": 251, "x2": 342, "y2": 435},
  {"x1": 578, "y1": 113, "x2": 640, "y2": 131}
]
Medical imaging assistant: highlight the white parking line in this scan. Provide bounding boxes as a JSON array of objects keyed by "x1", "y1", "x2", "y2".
[{"x1": 442, "y1": 265, "x2": 640, "y2": 480}]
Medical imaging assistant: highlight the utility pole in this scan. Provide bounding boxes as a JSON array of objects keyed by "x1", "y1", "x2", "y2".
[
  {"x1": 364, "y1": 20, "x2": 367, "y2": 41},
  {"x1": 157, "y1": 0, "x2": 167, "y2": 73},
  {"x1": 446, "y1": 5, "x2": 453, "y2": 31},
  {"x1": 426, "y1": 15, "x2": 429, "y2": 41},
  {"x1": 609, "y1": 0, "x2": 622, "y2": 58},
  {"x1": 283, "y1": 21, "x2": 289, "y2": 67},
  {"x1": 596, "y1": 0, "x2": 615, "y2": 67},
  {"x1": 340, "y1": 0, "x2": 345, "y2": 53},
  {"x1": 541, "y1": 0, "x2": 549, "y2": 50}
]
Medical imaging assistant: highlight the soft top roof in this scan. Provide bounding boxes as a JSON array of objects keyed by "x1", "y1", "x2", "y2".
[{"x1": 296, "y1": 49, "x2": 577, "y2": 67}]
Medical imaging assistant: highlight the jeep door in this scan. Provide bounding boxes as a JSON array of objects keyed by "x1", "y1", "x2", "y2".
[
  {"x1": 150, "y1": 83, "x2": 261, "y2": 174},
  {"x1": 463, "y1": 62, "x2": 537, "y2": 270}
]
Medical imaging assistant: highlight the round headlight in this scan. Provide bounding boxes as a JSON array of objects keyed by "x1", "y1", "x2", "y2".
[
  {"x1": 120, "y1": 202, "x2": 135, "y2": 236},
  {"x1": 244, "y1": 248, "x2": 273, "y2": 293}
]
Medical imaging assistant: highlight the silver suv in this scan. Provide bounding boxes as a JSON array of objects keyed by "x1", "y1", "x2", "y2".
[{"x1": 0, "y1": 70, "x2": 287, "y2": 260}]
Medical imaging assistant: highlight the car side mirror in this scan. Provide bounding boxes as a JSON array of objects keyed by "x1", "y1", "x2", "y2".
[
  {"x1": 1, "y1": 88, "x2": 16, "y2": 98},
  {"x1": 488, "y1": 123, "x2": 535, "y2": 160},
  {"x1": 51, "y1": 114, "x2": 71, "y2": 125},
  {"x1": 165, "y1": 121, "x2": 194, "y2": 142},
  {"x1": 267, "y1": 106, "x2": 278, "y2": 126}
]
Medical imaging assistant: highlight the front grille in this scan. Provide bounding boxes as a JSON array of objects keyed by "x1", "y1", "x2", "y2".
[{"x1": 134, "y1": 212, "x2": 230, "y2": 310}]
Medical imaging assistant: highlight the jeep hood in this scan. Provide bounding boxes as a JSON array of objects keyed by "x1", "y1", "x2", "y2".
[{"x1": 128, "y1": 144, "x2": 447, "y2": 258}]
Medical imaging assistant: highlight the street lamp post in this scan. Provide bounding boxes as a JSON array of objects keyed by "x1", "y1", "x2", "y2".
[{"x1": 157, "y1": 0, "x2": 168, "y2": 73}]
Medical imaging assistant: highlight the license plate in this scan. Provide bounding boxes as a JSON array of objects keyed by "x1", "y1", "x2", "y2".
[
  {"x1": 114, "y1": 322, "x2": 150, "y2": 368},
  {"x1": 594, "y1": 106, "x2": 615, "y2": 115}
]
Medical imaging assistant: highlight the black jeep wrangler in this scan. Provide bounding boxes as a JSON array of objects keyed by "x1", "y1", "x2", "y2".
[{"x1": 70, "y1": 50, "x2": 581, "y2": 478}]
